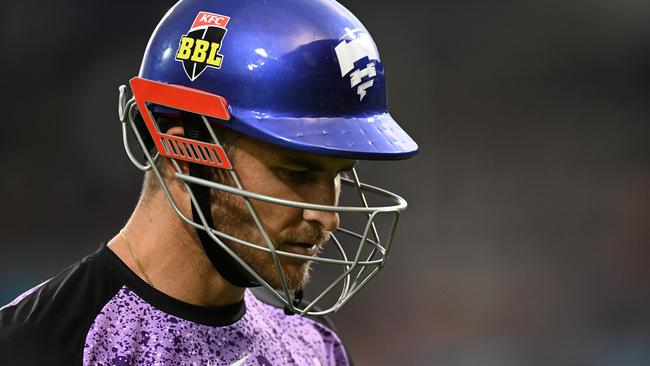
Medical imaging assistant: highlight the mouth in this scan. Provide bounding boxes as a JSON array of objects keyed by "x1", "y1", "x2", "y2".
[{"x1": 281, "y1": 242, "x2": 320, "y2": 257}]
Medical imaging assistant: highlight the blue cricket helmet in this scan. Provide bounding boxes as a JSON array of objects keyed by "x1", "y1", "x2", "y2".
[{"x1": 138, "y1": 0, "x2": 418, "y2": 160}]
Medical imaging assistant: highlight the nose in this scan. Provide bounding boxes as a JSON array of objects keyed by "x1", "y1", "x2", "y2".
[
  {"x1": 301, "y1": 178, "x2": 340, "y2": 232},
  {"x1": 303, "y1": 208, "x2": 340, "y2": 233}
]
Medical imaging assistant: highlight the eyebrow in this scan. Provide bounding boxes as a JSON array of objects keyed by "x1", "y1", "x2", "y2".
[{"x1": 278, "y1": 156, "x2": 358, "y2": 172}]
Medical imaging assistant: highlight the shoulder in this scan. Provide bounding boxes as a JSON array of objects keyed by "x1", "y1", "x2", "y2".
[
  {"x1": 0, "y1": 246, "x2": 123, "y2": 364},
  {"x1": 247, "y1": 288, "x2": 352, "y2": 366}
]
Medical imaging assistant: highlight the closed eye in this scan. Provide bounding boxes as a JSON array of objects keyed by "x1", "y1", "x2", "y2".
[{"x1": 274, "y1": 167, "x2": 317, "y2": 184}]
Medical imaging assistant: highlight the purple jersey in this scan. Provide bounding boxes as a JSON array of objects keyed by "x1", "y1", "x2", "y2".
[{"x1": 0, "y1": 245, "x2": 350, "y2": 365}]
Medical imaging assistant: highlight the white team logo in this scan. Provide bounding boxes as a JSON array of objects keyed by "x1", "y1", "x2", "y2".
[{"x1": 334, "y1": 29, "x2": 380, "y2": 101}]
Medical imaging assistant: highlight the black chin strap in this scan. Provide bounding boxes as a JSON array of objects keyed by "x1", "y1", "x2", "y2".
[
  {"x1": 180, "y1": 112, "x2": 260, "y2": 288},
  {"x1": 284, "y1": 289, "x2": 304, "y2": 315}
]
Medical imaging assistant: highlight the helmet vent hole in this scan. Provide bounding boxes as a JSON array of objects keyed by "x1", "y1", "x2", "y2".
[
  {"x1": 211, "y1": 148, "x2": 224, "y2": 165},
  {"x1": 176, "y1": 140, "x2": 186, "y2": 157},
  {"x1": 204, "y1": 147, "x2": 215, "y2": 163},
  {"x1": 182, "y1": 142, "x2": 193, "y2": 159},
  {"x1": 160, "y1": 138, "x2": 171, "y2": 155},
  {"x1": 192, "y1": 144, "x2": 204, "y2": 160},
  {"x1": 170, "y1": 139, "x2": 180, "y2": 156}
]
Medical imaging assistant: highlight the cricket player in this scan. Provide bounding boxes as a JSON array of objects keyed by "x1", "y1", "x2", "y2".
[{"x1": 0, "y1": 0, "x2": 418, "y2": 364}]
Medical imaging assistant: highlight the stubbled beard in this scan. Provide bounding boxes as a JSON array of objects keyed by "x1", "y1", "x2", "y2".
[{"x1": 209, "y1": 186, "x2": 329, "y2": 292}]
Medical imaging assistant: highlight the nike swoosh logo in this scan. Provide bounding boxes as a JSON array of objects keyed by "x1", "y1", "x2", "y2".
[
  {"x1": 206, "y1": 354, "x2": 250, "y2": 366},
  {"x1": 230, "y1": 354, "x2": 250, "y2": 366}
]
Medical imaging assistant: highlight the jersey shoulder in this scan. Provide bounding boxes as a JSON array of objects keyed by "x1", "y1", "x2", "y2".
[{"x1": 0, "y1": 246, "x2": 123, "y2": 364}]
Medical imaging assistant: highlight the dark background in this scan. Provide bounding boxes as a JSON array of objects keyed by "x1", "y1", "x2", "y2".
[{"x1": 1, "y1": 0, "x2": 649, "y2": 365}]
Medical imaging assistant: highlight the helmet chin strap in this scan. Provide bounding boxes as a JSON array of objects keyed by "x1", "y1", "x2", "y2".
[
  {"x1": 180, "y1": 112, "x2": 260, "y2": 288},
  {"x1": 284, "y1": 289, "x2": 304, "y2": 315}
]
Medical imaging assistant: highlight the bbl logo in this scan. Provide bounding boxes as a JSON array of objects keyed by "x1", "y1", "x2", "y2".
[{"x1": 175, "y1": 11, "x2": 230, "y2": 81}]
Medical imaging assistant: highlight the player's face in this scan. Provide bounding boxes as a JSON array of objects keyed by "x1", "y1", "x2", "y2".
[{"x1": 210, "y1": 135, "x2": 355, "y2": 291}]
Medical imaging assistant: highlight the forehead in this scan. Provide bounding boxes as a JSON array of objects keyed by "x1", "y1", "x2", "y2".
[{"x1": 235, "y1": 134, "x2": 356, "y2": 172}]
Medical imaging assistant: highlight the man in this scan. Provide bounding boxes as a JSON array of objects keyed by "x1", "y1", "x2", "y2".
[{"x1": 0, "y1": 0, "x2": 417, "y2": 364}]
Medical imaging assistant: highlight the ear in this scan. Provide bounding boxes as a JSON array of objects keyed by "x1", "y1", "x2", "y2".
[{"x1": 164, "y1": 125, "x2": 185, "y2": 136}]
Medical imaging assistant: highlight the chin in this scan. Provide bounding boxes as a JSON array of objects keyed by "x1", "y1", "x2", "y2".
[
  {"x1": 266, "y1": 260, "x2": 312, "y2": 292},
  {"x1": 227, "y1": 239, "x2": 312, "y2": 292}
]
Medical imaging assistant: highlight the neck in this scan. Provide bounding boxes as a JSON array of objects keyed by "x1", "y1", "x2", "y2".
[{"x1": 107, "y1": 189, "x2": 245, "y2": 307}]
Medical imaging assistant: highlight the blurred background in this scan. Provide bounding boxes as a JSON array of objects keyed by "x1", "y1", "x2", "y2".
[{"x1": 1, "y1": 0, "x2": 649, "y2": 365}]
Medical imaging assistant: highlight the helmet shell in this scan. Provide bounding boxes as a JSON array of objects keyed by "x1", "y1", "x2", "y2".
[{"x1": 139, "y1": 0, "x2": 418, "y2": 160}]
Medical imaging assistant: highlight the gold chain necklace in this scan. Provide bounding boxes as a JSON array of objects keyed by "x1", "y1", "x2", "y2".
[{"x1": 119, "y1": 230, "x2": 154, "y2": 287}]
